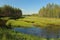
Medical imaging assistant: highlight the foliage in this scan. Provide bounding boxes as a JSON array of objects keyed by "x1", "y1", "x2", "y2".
[
  {"x1": 0, "y1": 5, "x2": 22, "y2": 19},
  {"x1": 0, "y1": 5, "x2": 22, "y2": 28},
  {"x1": 39, "y1": 3, "x2": 60, "y2": 18}
]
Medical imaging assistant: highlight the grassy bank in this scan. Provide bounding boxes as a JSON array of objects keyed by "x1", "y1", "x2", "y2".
[
  {"x1": 0, "y1": 28, "x2": 58, "y2": 40},
  {"x1": 0, "y1": 28, "x2": 44, "y2": 40},
  {"x1": 6, "y1": 16, "x2": 60, "y2": 28}
]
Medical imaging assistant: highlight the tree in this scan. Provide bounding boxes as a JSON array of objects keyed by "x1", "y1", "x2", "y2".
[
  {"x1": 0, "y1": 5, "x2": 22, "y2": 19},
  {"x1": 0, "y1": 5, "x2": 22, "y2": 28},
  {"x1": 39, "y1": 3, "x2": 60, "y2": 18},
  {"x1": 10, "y1": 8, "x2": 22, "y2": 19},
  {"x1": 0, "y1": 5, "x2": 29, "y2": 40}
]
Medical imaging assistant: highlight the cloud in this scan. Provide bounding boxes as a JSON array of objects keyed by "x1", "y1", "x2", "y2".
[{"x1": 20, "y1": 8, "x2": 24, "y2": 11}]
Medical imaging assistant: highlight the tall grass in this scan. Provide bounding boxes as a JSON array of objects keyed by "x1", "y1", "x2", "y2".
[
  {"x1": 6, "y1": 16, "x2": 60, "y2": 28},
  {"x1": 0, "y1": 28, "x2": 42, "y2": 40}
]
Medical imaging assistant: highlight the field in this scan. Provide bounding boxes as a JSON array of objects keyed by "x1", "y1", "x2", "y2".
[
  {"x1": 6, "y1": 16, "x2": 60, "y2": 28},
  {"x1": 1, "y1": 16, "x2": 60, "y2": 40}
]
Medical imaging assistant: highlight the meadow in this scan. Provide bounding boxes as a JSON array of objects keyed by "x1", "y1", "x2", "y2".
[
  {"x1": 6, "y1": 16, "x2": 60, "y2": 28},
  {"x1": 4, "y1": 16, "x2": 60, "y2": 40}
]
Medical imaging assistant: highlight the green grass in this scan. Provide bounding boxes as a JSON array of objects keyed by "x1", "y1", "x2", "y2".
[
  {"x1": 0, "y1": 28, "x2": 45, "y2": 40},
  {"x1": 0, "y1": 28, "x2": 60, "y2": 40},
  {"x1": 6, "y1": 19, "x2": 33, "y2": 28},
  {"x1": 0, "y1": 28, "x2": 59, "y2": 40},
  {"x1": 1, "y1": 16, "x2": 60, "y2": 40},
  {"x1": 6, "y1": 16, "x2": 60, "y2": 28}
]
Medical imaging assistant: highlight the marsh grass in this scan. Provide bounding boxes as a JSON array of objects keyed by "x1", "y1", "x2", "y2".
[{"x1": 6, "y1": 16, "x2": 60, "y2": 28}]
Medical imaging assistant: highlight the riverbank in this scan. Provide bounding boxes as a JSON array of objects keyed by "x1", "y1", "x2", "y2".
[
  {"x1": 0, "y1": 28, "x2": 42, "y2": 40},
  {"x1": 6, "y1": 16, "x2": 60, "y2": 28}
]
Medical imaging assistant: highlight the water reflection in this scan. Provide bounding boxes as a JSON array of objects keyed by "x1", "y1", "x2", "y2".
[
  {"x1": 14, "y1": 27, "x2": 42, "y2": 36},
  {"x1": 14, "y1": 27, "x2": 60, "y2": 38}
]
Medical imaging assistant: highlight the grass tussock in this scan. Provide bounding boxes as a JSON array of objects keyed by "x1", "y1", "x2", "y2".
[{"x1": 6, "y1": 16, "x2": 60, "y2": 28}]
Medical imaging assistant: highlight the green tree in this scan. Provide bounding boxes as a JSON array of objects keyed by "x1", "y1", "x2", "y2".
[
  {"x1": 0, "y1": 5, "x2": 22, "y2": 19},
  {"x1": 0, "y1": 5, "x2": 22, "y2": 28},
  {"x1": 39, "y1": 3, "x2": 60, "y2": 18}
]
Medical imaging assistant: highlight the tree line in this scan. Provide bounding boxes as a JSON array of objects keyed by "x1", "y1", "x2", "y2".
[
  {"x1": 39, "y1": 3, "x2": 60, "y2": 18},
  {"x1": 0, "y1": 5, "x2": 22, "y2": 19}
]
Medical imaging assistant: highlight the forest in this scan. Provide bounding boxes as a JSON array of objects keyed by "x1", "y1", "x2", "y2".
[{"x1": 39, "y1": 3, "x2": 60, "y2": 18}]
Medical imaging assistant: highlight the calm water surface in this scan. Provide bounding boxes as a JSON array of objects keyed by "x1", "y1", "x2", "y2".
[
  {"x1": 13, "y1": 27, "x2": 60, "y2": 38},
  {"x1": 14, "y1": 27, "x2": 42, "y2": 36}
]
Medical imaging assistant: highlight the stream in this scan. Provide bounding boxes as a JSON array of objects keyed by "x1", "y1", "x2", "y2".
[
  {"x1": 13, "y1": 27, "x2": 60, "y2": 38},
  {"x1": 13, "y1": 27, "x2": 42, "y2": 36}
]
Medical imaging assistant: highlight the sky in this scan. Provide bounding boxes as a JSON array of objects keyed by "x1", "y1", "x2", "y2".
[{"x1": 0, "y1": 0, "x2": 60, "y2": 15}]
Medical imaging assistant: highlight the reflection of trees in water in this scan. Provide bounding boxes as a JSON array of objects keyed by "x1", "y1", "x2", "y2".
[{"x1": 41, "y1": 24, "x2": 60, "y2": 40}]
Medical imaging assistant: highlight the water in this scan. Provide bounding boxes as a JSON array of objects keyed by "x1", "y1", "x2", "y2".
[
  {"x1": 13, "y1": 27, "x2": 60, "y2": 38},
  {"x1": 14, "y1": 27, "x2": 42, "y2": 36}
]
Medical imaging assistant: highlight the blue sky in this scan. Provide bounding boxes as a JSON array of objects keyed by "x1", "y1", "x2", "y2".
[{"x1": 0, "y1": 0, "x2": 60, "y2": 15}]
